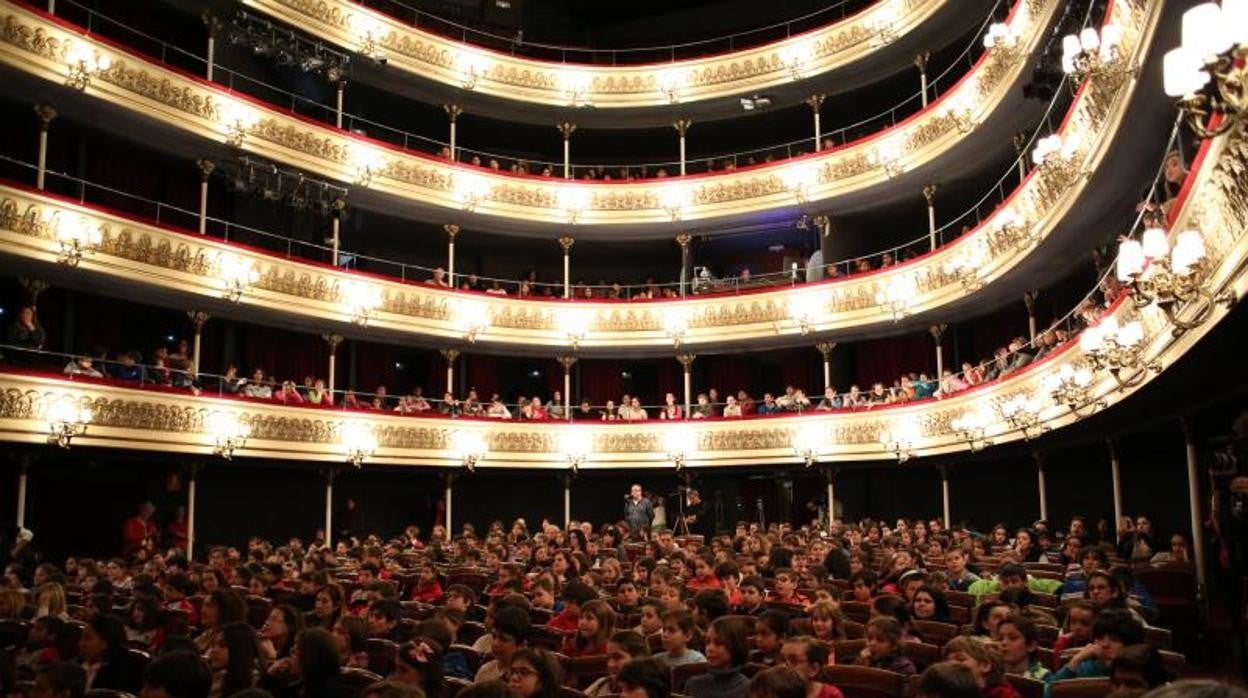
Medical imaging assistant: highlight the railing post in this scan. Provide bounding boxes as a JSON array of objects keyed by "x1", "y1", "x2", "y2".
[
  {"x1": 322, "y1": 333, "x2": 343, "y2": 396},
  {"x1": 1013, "y1": 132, "x2": 1028, "y2": 184},
  {"x1": 1024, "y1": 290, "x2": 1039, "y2": 342},
  {"x1": 196, "y1": 159, "x2": 214, "y2": 234},
  {"x1": 444, "y1": 104, "x2": 463, "y2": 160},
  {"x1": 445, "y1": 223, "x2": 460, "y2": 287},
  {"x1": 923, "y1": 184, "x2": 938, "y2": 251},
  {"x1": 331, "y1": 198, "x2": 346, "y2": 267},
  {"x1": 1107, "y1": 438, "x2": 1124, "y2": 536},
  {"x1": 441, "y1": 349, "x2": 460, "y2": 395},
  {"x1": 806, "y1": 94, "x2": 826, "y2": 150},
  {"x1": 557, "y1": 122, "x2": 577, "y2": 179},
  {"x1": 815, "y1": 341, "x2": 836, "y2": 389},
  {"x1": 676, "y1": 232, "x2": 691, "y2": 297},
  {"x1": 1181, "y1": 419, "x2": 1207, "y2": 594},
  {"x1": 203, "y1": 13, "x2": 222, "y2": 82},
  {"x1": 187, "y1": 311, "x2": 210, "y2": 376},
  {"x1": 929, "y1": 324, "x2": 946, "y2": 377},
  {"x1": 558, "y1": 355, "x2": 577, "y2": 420},
  {"x1": 34, "y1": 104, "x2": 57, "y2": 190}
]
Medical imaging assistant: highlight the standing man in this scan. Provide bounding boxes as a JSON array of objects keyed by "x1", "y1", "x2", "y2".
[
  {"x1": 624, "y1": 484, "x2": 654, "y2": 537},
  {"x1": 683, "y1": 488, "x2": 708, "y2": 538}
]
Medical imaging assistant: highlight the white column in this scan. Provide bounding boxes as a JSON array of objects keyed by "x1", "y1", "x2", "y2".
[
  {"x1": 915, "y1": 53, "x2": 930, "y2": 108},
  {"x1": 924, "y1": 185, "x2": 938, "y2": 251},
  {"x1": 940, "y1": 466, "x2": 951, "y2": 529},
  {"x1": 445, "y1": 224, "x2": 459, "y2": 288},
  {"x1": 1013, "y1": 132, "x2": 1028, "y2": 184},
  {"x1": 806, "y1": 94, "x2": 825, "y2": 151},
  {"x1": 674, "y1": 119, "x2": 692, "y2": 176},
  {"x1": 445, "y1": 474, "x2": 454, "y2": 535},
  {"x1": 825, "y1": 470, "x2": 835, "y2": 529},
  {"x1": 188, "y1": 311, "x2": 209, "y2": 375},
  {"x1": 677, "y1": 354, "x2": 695, "y2": 416},
  {"x1": 1024, "y1": 291, "x2": 1039, "y2": 342},
  {"x1": 1182, "y1": 421, "x2": 1207, "y2": 592},
  {"x1": 186, "y1": 467, "x2": 198, "y2": 562},
  {"x1": 335, "y1": 81, "x2": 345, "y2": 129},
  {"x1": 196, "y1": 160, "x2": 213, "y2": 234},
  {"x1": 442, "y1": 349, "x2": 459, "y2": 395},
  {"x1": 558, "y1": 122, "x2": 576, "y2": 179},
  {"x1": 444, "y1": 105, "x2": 462, "y2": 161},
  {"x1": 35, "y1": 105, "x2": 56, "y2": 191},
  {"x1": 1108, "y1": 439, "x2": 1124, "y2": 536},
  {"x1": 676, "y1": 233, "x2": 691, "y2": 298},
  {"x1": 816, "y1": 342, "x2": 836, "y2": 390},
  {"x1": 204, "y1": 15, "x2": 221, "y2": 81},
  {"x1": 564, "y1": 475, "x2": 572, "y2": 529},
  {"x1": 323, "y1": 334, "x2": 343, "y2": 397},
  {"x1": 331, "y1": 206, "x2": 342, "y2": 267},
  {"x1": 15, "y1": 465, "x2": 28, "y2": 529},
  {"x1": 324, "y1": 471, "x2": 334, "y2": 549},
  {"x1": 559, "y1": 237, "x2": 574, "y2": 299},
  {"x1": 1034, "y1": 452, "x2": 1048, "y2": 521},
  {"x1": 929, "y1": 325, "x2": 946, "y2": 377},
  {"x1": 559, "y1": 356, "x2": 576, "y2": 421}
]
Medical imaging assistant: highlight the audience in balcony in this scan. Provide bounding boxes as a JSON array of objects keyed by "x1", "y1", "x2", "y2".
[{"x1": 4, "y1": 306, "x2": 45, "y2": 364}]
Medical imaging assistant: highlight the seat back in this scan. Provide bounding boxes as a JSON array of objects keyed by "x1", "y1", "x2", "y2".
[
  {"x1": 450, "y1": 644, "x2": 483, "y2": 677},
  {"x1": 339, "y1": 668, "x2": 383, "y2": 698},
  {"x1": 912, "y1": 620, "x2": 959, "y2": 646},
  {"x1": 459, "y1": 620, "x2": 487, "y2": 646},
  {"x1": 902, "y1": 642, "x2": 942, "y2": 671},
  {"x1": 832, "y1": 639, "x2": 867, "y2": 665},
  {"x1": 528, "y1": 626, "x2": 566, "y2": 651},
  {"x1": 1006, "y1": 675, "x2": 1046, "y2": 698},
  {"x1": 1049, "y1": 678, "x2": 1112, "y2": 698},
  {"x1": 819, "y1": 666, "x2": 906, "y2": 698},
  {"x1": 568, "y1": 654, "x2": 609, "y2": 689},
  {"x1": 365, "y1": 638, "x2": 398, "y2": 676},
  {"x1": 245, "y1": 595, "x2": 272, "y2": 629},
  {"x1": 669, "y1": 661, "x2": 710, "y2": 692}
]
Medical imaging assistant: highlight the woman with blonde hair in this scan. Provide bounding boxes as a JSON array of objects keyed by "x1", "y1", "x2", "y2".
[{"x1": 35, "y1": 582, "x2": 69, "y2": 620}]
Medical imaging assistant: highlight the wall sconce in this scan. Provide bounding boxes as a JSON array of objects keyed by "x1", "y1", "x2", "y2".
[
  {"x1": 1031, "y1": 133, "x2": 1082, "y2": 182},
  {"x1": 220, "y1": 104, "x2": 258, "y2": 148},
  {"x1": 450, "y1": 429, "x2": 488, "y2": 472},
  {"x1": 664, "y1": 429, "x2": 697, "y2": 471},
  {"x1": 450, "y1": 298, "x2": 490, "y2": 343},
  {"x1": 349, "y1": 15, "x2": 389, "y2": 63},
  {"x1": 871, "y1": 140, "x2": 906, "y2": 178},
  {"x1": 46, "y1": 396, "x2": 92, "y2": 448},
  {"x1": 50, "y1": 214, "x2": 102, "y2": 267},
  {"x1": 943, "y1": 242, "x2": 987, "y2": 292},
  {"x1": 778, "y1": 164, "x2": 818, "y2": 204},
  {"x1": 996, "y1": 393, "x2": 1049, "y2": 439},
  {"x1": 1062, "y1": 24, "x2": 1133, "y2": 90},
  {"x1": 662, "y1": 307, "x2": 691, "y2": 348},
  {"x1": 990, "y1": 207, "x2": 1039, "y2": 253},
  {"x1": 557, "y1": 186, "x2": 592, "y2": 224},
  {"x1": 875, "y1": 274, "x2": 917, "y2": 321},
  {"x1": 1079, "y1": 316, "x2": 1160, "y2": 388},
  {"x1": 659, "y1": 184, "x2": 692, "y2": 222},
  {"x1": 941, "y1": 94, "x2": 977, "y2": 134},
  {"x1": 340, "y1": 421, "x2": 378, "y2": 467},
  {"x1": 559, "y1": 71, "x2": 594, "y2": 107},
  {"x1": 656, "y1": 69, "x2": 685, "y2": 103},
  {"x1": 880, "y1": 420, "x2": 920, "y2": 463},
  {"x1": 456, "y1": 50, "x2": 493, "y2": 90},
  {"x1": 788, "y1": 289, "x2": 825, "y2": 335},
  {"x1": 217, "y1": 252, "x2": 260, "y2": 303},
  {"x1": 1043, "y1": 363, "x2": 1104, "y2": 416},
  {"x1": 950, "y1": 409, "x2": 993, "y2": 452},
  {"x1": 348, "y1": 145, "x2": 385, "y2": 187},
  {"x1": 982, "y1": 21, "x2": 1022, "y2": 60},
  {"x1": 453, "y1": 172, "x2": 490, "y2": 212},
  {"x1": 557, "y1": 307, "x2": 593, "y2": 349},
  {"x1": 65, "y1": 43, "x2": 112, "y2": 90},
  {"x1": 1162, "y1": 1, "x2": 1247, "y2": 139},
  {"x1": 559, "y1": 430, "x2": 592, "y2": 474},
  {"x1": 340, "y1": 280, "x2": 383, "y2": 326},
  {"x1": 1117, "y1": 227, "x2": 1236, "y2": 334},
  {"x1": 206, "y1": 410, "x2": 250, "y2": 459},
  {"x1": 779, "y1": 41, "x2": 814, "y2": 80},
  {"x1": 792, "y1": 425, "x2": 826, "y2": 467}
]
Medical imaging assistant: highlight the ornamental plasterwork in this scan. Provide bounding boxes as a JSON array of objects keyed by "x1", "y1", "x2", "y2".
[
  {"x1": 245, "y1": 0, "x2": 942, "y2": 106},
  {"x1": 0, "y1": 0, "x2": 1061, "y2": 225}
]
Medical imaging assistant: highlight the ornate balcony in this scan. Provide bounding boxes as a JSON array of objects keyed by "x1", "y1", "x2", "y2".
[{"x1": 0, "y1": 0, "x2": 1085, "y2": 233}]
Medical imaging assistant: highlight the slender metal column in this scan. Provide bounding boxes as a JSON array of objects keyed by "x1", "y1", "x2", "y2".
[
  {"x1": 445, "y1": 473, "x2": 454, "y2": 535},
  {"x1": 676, "y1": 233, "x2": 692, "y2": 297},
  {"x1": 923, "y1": 184, "x2": 938, "y2": 251},
  {"x1": 1013, "y1": 132, "x2": 1028, "y2": 184},
  {"x1": 1033, "y1": 451, "x2": 1048, "y2": 521},
  {"x1": 929, "y1": 325, "x2": 947, "y2": 377},
  {"x1": 677, "y1": 354, "x2": 696, "y2": 416},
  {"x1": 559, "y1": 236, "x2": 574, "y2": 299},
  {"x1": 816, "y1": 341, "x2": 836, "y2": 389},
  {"x1": 186, "y1": 463, "x2": 200, "y2": 562},
  {"x1": 35, "y1": 105, "x2": 57, "y2": 190},
  {"x1": 445, "y1": 224, "x2": 460, "y2": 288},
  {"x1": 324, "y1": 469, "x2": 335, "y2": 548},
  {"x1": 188, "y1": 311, "x2": 210, "y2": 375},
  {"x1": 442, "y1": 349, "x2": 460, "y2": 395},
  {"x1": 673, "y1": 119, "x2": 692, "y2": 176},
  {"x1": 322, "y1": 334, "x2": 343, "y2": 396},
  {"x1": 806, "y1": 94, "x2": 826, "y2": 150},
  {"x1": 915, "y1": 53, "x2": 930, "y2": 107},
  {"x1": 558, "y1": 356, "x2": 577, "y2": 421},
  {"x1": 196, "y1": 159, "x2": 214, "y2": 234},
  {"x1": 1182, "y1": 420, "x2": 1207, "y2": 591},
  {"x1": 940, "y1": 465, "x2": 951, "y2": 529},
  {"x1": 557, "y1": 122, "x2": 576, "y2": 179},
  {"x1": 1024, "y1": 291, "x2": 1039, "y2": 342},
  {"x1": 444, "y1": 105, "x2": 463, "y2": 160},
  {"x1": 1108, "y1": 439, "x2": 1124, "y2": 535}
]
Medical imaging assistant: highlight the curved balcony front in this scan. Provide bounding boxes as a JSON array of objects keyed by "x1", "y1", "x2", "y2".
[
  {"x1": 0, "y1": 0, "x2": 1065, "y2": 236},
  {"x1": 0, "y1": 0, "x2": 1171, "y2": 357},
  {"x1": 242, "y1": 0, "x2": 992, "y2": 128},
  {"x1": 1, "y1": 116, "x2": 1243, "y2": 467}
]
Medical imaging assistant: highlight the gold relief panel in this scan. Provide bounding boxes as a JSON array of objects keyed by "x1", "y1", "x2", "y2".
[
  {"x1": 97, "y1": 59, "x2": 220, "y2": 121},
  {"x1": 246, "y1": 0, "x2": 944, "y2": 108}
]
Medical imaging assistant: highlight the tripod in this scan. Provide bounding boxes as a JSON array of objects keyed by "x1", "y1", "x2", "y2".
[{"x1": 673, "y1": 485, "x2": 691, "y2": 536}]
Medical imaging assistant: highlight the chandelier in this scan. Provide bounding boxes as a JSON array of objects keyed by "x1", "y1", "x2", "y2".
[
  {"x1": 789, "y1": 289, "x2": 826, "y2": 335},
  {"x1": 1162, "y1": 1, "x2": 1248, "y2": 139},
  {"x1": 1061, "y1": 24, "x2": 1133, "y2": 88},
  {"x1": 1079, "y1": 316, "x2": 1160, "y2": 388},
  {"x1": 662, "y1": 307, "x2": 692, "y2": 348},
  {"x1": 1117, "y1": 227, "x2": 1235, "y2": 334}
]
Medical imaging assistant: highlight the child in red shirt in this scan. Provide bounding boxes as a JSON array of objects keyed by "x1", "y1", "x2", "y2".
[{"x1": 410, "y1": 564, "x2": 444, "y2": 604}]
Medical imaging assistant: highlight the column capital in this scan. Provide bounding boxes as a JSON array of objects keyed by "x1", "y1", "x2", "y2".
[
  {"x1": 675, "y1": 232, "x2": 692, "y2": 249},
  {"x1": 202, "y1": 11, "x2": 225, "y2": 37},
  {"x1": 1023, "y1": 290, "x2": 1039, "y2": 314},
  {"x1": 805, "y1": 94, "x2": 826, "y2": 112},
  {"x1": 824, "y1": 466, "x2": 837, "y2": 483},
  {"x1": 441, "y1": 349, "x2": 461, "y2": 364},
  {"x1": 34, "y1": 103, "x2": 58, "y2": 129},
  {"x1": 914, "y1": 51, "x2": 930, "y2": 71},
  {"x1": 18, "y1": 277, "x2": 50, "y2": 306},
  {"x1": 1105, "y1": 437, "x2": 1118, "y2": 459},
  {"x1": 556, "y1": 121, "x2": 577, "y2": 139},
  {"x1": 195, "y1": 159, "x2": 215, "y2": 180},
  {"x1": 558, "y1": 236, "x2": 575, "y2": 253},
  {"x1": 1012, "y1": 131, "x2": 1029, "y2": 155},
  {"x1": 815, "y1": 341, "x2": 837, "y2": 359},
  {"x1": 187, "y1": 310, "x2": 211, "y2": 330},
  {"x1": 331, "y1": 197, "x2": 348, "y2": 218},
  {"x1": 321, "y1": 333, "x2": 344, "y2": 352},
  {"x1": 1031, "y1": 450, "x2": 1046, "y2": 470},
  {"x1": 443, "y1": 104, "x2": 463, "y2": 122},
  {"x1": 927, "y1": 324, "x2": 947, "y2": 344},
  {"x1": 672, "y1": 118, "x2": 693, "y2": 136},
  {"x1": 557, "y1": 355, "x2": 578, "y2": 371},
  {"x1": 1180, "y1": 416, "x2": 1195, "y2": 444},
  {"x1": 444, "y1": 223, "x2": 460, "y2": 241},
  {"x1": 922, "y1": 184, "x2": 938, "y2": 205},
  {"x1": 676, "y1": 353, "x2": 697, "y2": 370}
]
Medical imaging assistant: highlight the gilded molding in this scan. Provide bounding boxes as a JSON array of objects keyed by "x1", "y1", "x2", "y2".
[{"x1": 244, "y1": 0, "x2": 945, "y2": 108}]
